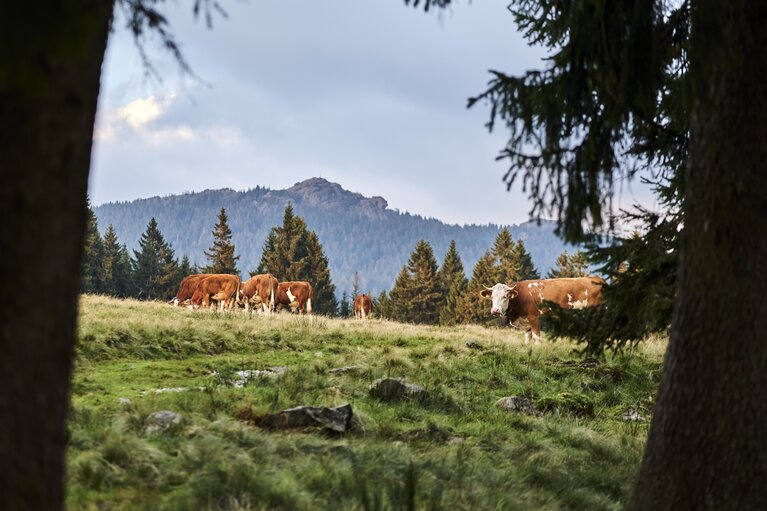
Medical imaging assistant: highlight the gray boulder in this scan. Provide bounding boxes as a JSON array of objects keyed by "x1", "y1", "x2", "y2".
[
  {"x1": 465, "y1": 340, "x2": 484, "y2": 350},
  {"x1": 144, "y1": 410, "x2": 183, "y2": 435},
  {"x1": 369, "y1": 378, "x2": 426, "y2": 401},
  {"x1": 258, "y1": 404, "x2": 353, "y2": 433}
]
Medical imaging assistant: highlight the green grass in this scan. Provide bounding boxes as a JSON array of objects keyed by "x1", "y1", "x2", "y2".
[{"x1": 67, "y1": 295, "x2": 666, "y2": 510}]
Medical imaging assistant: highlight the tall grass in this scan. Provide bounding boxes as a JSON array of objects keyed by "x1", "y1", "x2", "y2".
[{"x1": 67, "y1": 295, "x2": 665, "y2": 510}]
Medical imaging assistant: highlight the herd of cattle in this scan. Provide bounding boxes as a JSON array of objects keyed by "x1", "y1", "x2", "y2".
[
  {"x1": 169, "y1": 273, "x2": 373, "y2": 319},
  {"x1": 170, "y1": 273, "x2": 605, "y2": 343}
]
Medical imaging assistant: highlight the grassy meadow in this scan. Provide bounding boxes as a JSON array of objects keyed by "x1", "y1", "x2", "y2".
[{"x1": 68, "y1": 295, "x2": 666, "y2": 510}]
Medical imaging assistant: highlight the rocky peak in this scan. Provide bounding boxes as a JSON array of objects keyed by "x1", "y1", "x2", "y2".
[{"x1": 281, "y1": 177, "x2": 388, "y2": 217}]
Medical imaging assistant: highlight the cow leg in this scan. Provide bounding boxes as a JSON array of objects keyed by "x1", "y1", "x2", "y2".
[
  {"x1": 529, "y1": 317, "x2": 542, "y2": 344},
  {"x1": 524, "y1": 329, "x2": 531, "y2": 345}
]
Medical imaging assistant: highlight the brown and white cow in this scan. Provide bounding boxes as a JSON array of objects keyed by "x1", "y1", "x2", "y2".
[
  {"x1": 239, "y1": 273, "x2": 278, "y2": 314},
  {"x1": 170, "y1": 273, "x2": 208, "y2": 306},
  {"x1": 353, "y1": 293, "x2": 373, "y2": 320},
  {"x1": 275, "y1": 281, "x2": 313, "y2": 314},
  {"x1": 190, "y1": 274, "x2": 241, "y2": 310},
  {"x1": 480, "y1": 277, "x2": 605, "y2": 344}
]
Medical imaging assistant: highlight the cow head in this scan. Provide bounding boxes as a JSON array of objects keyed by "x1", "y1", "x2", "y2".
[{"x1": 479, "y1": 283, "x2": 517, "y2": 316}]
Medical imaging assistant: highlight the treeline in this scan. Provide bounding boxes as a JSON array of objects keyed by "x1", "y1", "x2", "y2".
[
  {"x1": 336, "y1": 229, "x2": 590, "y2": 325},
  {"x1": 80, "y1": 202, "x2": 338, "y2": 314},
  {"x1": 82, "y1": 199, "x2": 587, "y2": 323}
]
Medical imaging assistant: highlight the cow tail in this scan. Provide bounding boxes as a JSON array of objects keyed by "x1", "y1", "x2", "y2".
[
  {"x1": 307, "y1": 287, "x2": 313, "y2": 314},
  {"x1": 269, "y1": 286, "x2": 275, "y2": 313},
  {"x1": 236, "y1": 276, "x2": 241, "y2": 304}
]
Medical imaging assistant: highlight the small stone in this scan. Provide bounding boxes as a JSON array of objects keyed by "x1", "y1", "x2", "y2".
[
  {"x1": 622, "y1": 409, "x2": 646, "y2": 422},
  {"x1": 369, "y1": 378, "x2": 426, "y2": 401},
  {"x1": 465, "y1": 340, "x2": 484, "y2": 350},
  {"x1": 117, "y1": 397, "x2": 132, "y2": 406},
  {"x1": 329, "y1": 365, "x2": 359, "y2": 374},
  {"x1": 144, "y1": 411, "x2": 183, "y2": 435},
  {"x1": 448, "y1": 436, "x2": 466, "y2": 445},
  {"x1": 233, "y1": 367, "x2": 288, "y2": 387},
  {"x1": 497, "y1": 396, "x2": 541, "y2": 416},
  {"x1": 153, "y1": 387, "x2": 187, "y2": 394}
]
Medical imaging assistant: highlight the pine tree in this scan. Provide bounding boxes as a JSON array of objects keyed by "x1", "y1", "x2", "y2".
[
  {"x1": 547, "y1": 250, "x2": 589, "y2": 278},
  {"x1": 375, "y1": 290, "x2": 392, "y2": 320},
  {"x1": 338, "y1": 291, "x2": 351, "y2": 318},
  {"x1": 514, "y1": 239, "x2": 540, "y2": 280},
  {"x1": 351, "y1": 272, "x2": 362, "y2": 299},
  {"x1": 388, "y1": 240, "x2": 443, "y2": 324},
  {"x1": 257, "y1": 203, "x2": 310, "y2": 281},
  {"x1": 257, "y1": 204, "x2": 337, "y2": 314},
  {"x1": 178, "y1": 255, "x2": 193, "y2": 278},
  {"x1": 438, "y1": 240, "x2": 468, "y2": 325},
  {"x1": 455, "y1": 251, "x2": 499, "y2": 324},
  {"x1": 81, "y1": 204, "x2": 104, "y2": 294},
  {"x1": 492, "y1": 228, "x2": 520, "y2": 284},
  {"x1": 203, "y1": 207, "x2": 239, "y2": 275},
  {"x1": 131, "y1": 218, "x2": 180, "y2": 300},
  {"x1": 101, "y1": 224, "x2": 132, "y2": 297},
  {"x1": 305, "y1": 231, "x2": 337, "y2": 315}
]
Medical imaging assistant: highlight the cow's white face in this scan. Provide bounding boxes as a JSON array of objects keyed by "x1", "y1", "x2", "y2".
[{"x1": 479, "y1": 283, "x2": 517, "y2": 316}]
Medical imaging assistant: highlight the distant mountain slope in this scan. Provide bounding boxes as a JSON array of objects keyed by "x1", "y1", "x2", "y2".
[{"x1": 93, "y1": 178, "x2": 572, "y2": 296}]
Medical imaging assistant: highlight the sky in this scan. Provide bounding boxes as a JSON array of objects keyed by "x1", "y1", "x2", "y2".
[{"x1": 91, "y1": 0, "x2": 656, "y2": 227}]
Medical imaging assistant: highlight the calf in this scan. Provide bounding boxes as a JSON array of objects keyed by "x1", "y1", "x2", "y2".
[
  {"x1": 480, "y1": 277, "x2": 605, "y2": 344},
  {"x1": 353, "y1": 294, "x2": 373, "y2": 319},
  {"x1": 170, "y1": 273, "x2": 207, "y2": 306},
  {"x1": 239, "y1": 273, "x2": 278, "y2": 314},
  {"x1": 275, "y1": 281, "x2": 313, "y2": 314}
]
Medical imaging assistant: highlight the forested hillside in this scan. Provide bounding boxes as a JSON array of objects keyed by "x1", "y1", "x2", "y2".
[{"x1": 94, "y1": 178, "x2": 571, "y2": 295}]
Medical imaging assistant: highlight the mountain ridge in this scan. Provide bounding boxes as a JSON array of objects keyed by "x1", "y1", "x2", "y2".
[{"x1": 93, "y1": 178, "x2": 572, "y2": 296}]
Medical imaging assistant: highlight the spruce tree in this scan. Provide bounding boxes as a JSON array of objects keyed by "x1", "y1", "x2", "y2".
[
  {"x1": 388, "y1": 240, "x2": 443, "y2": 324},
  {"x1": 131, "y1": 218, "x2": 180, "y2": 300},
  {"x1": 203, "y1": 207, "x2": 239, "y2": 275},
  {"x1": 492, "y1": 228, "x2": 520, "y2": 284},
  {"x1": 81, "y1": 204, "x2": 104, "y2": 294},
  {"x1": 438, "y1": 240, "x2": 468, "y2": 325},
  {"x1": 101, "y1": 224, "x2": 132, "y2": 297},
  {"x1": 338, "y1": 291, "x2": 351, "y2": 318},
  {"x1": 178, "y1": 255, "x2": 193, "y2": 278},
  {"x1": 547, "y1": 250, "x2": 589, "y2": 279},
  {"x1": 514, "y1": 240, "x2": 540, "y2": 280},
  {"x1": 375, "y1": 290, "x2": 392, "y2": 320},
  {"x1": 305, "y1": 231, "x2": 337, "y2": 315},
  {"x1": 455, "y1": 251, "x2": 499, "y2": 324}
]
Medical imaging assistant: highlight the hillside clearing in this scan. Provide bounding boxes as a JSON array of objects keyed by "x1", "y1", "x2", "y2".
[{"x1": 68, "y1": 295, "x2": 665, "y2": 510}]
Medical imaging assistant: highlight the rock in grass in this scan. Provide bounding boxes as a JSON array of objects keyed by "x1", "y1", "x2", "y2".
[
  {"x1": 329, "y1": 365, "x2": 359, "y2": 374},
  {"x1": 257, "y1": 404, "x2": 353, "y2": 433},
  {"x1": 117, "y1": 397, "x2": 132, "y2": 406},
  {"x1": 144, "y1": 411, "x2": 183, "y2": 435},
  {"x1": 465, "y1": 340, "x2": 484, "y2": 350},
  {"x1": 622, "y1": 409, "x2": 646, "y2": 422},
  {"x1": 369, "y1": 378, "x2": 426, "y2": 401},
  {"x1": 233, "y1": 366, "x2": 288, "y2": 387},
  {"x1": 496, "y1": 396, "x2": 541, "y2": 416}
]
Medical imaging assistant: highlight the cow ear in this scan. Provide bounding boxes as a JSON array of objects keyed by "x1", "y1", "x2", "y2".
[
  {"x1": 479, "y1": 288, "x2": 492, "y2": 298},
  {"x1": 507, "y1": 289, "x2": 518, "y2": 300}
]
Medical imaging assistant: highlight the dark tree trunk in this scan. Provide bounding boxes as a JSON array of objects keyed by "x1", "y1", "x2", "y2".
[
  {"x1": 629, "y1": 1, "x2": 767, "y2": 509},
  {"x1": 0, "y1": 2, "x2": 114, "y2": 509}
]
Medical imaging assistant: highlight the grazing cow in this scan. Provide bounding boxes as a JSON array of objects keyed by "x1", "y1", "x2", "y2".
[
  {"x1": 170, "y1": 274, "x2": 207, "y2": 306},
  {"x1": 239, "y1": 273, "x2": 278, "y2": 314},
  {"x1": 275, "y1": 281, "x2": 313, "y2": 314},
  {"x1": 190, "y1": 274, "x2": 241, "y2": 310},
  {"x1": 480, "y1": 277, "x2": 605, "y2": 344},
  {"x1": 353, "y1": 294, "x2": 373, "y2": 320}
]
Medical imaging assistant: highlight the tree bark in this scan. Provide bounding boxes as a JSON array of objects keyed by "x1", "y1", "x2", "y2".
[
  {"x1": 0, "y1": 2, "x2": 114, "y2": 509},
  {"x1": 629, "y1": 1, "x2": 767, "y2": 509}
]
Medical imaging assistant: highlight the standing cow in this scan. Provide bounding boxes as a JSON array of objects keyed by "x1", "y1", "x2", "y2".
[
  {"x1": 239, "y1": 273, "x2": 278, "y2": 314},
  {"x1": 353, "y1": 294, "x2": 373, "y2": 320},
  {"x1": 275, "y1": 281, "x2": 313, "y2": 314},
  {"x1": 190, "y1": 274, "x2": 241, "y2": 310},
  {"x1": 480, "y1": 277, "x2": 605, "y2": 344}
]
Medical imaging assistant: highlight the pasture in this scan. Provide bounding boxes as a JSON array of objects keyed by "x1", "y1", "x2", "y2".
[{"x1": 68, "y1": 295, "x2": 665, "y2": 510}]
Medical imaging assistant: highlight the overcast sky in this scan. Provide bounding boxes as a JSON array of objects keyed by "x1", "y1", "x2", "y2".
[{"x1": 90, "y1": 0, "x2": 654, "y2": 226}]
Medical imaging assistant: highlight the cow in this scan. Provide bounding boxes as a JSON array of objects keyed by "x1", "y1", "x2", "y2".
[
  {"x1": 239, "y1": 273, "x2": 278, "y2": 314},
  {"x1": 190, "y1": 274, "x2": 241, "y2": 310},
  {"x1": 353, "y1": 293, "x2": 373, "y2": 320},
  {"x1": 169, "y1": 274, "x2": 208, "y2": 306},
  {"x1": 480, "y1": 276, "x2": 605, "y2": 344},
  {"x1": 275, "y1": 281, "x2": 313, "y2": 314}
]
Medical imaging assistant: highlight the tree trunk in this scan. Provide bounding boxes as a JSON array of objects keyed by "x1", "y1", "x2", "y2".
[
  {"x1": 629, "y1": 1, "x2": 767, "y2": 509},
  {"x1": 0, "y1": 2, "x2": 114, "y2": 509}
]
